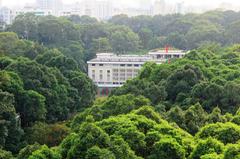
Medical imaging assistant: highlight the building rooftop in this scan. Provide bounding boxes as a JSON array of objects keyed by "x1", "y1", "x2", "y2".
[
  {"x1": 88, "y1": 53, "x2": 155, "y2": 63},
  {"x1": 87, "y1": 49, "x2": 185, "y2": 63}
]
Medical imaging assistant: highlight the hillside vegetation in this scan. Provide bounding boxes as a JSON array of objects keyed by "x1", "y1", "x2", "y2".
[{"x1": 1, "y1": 10, "x2": 240, "y2": 158}]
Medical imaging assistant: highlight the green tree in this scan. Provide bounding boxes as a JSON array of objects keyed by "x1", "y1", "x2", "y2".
[
  {"x1": 190, "y1": 138, "x2": 224, "y2": 159},
  {"x1": 223, "y1": 144, "x2": 240, "y2": 159},
  {"x1": 148, "y1": 137, "x2": 186, "y2": 159},
  {"x1": 66, "y1": 123, "x2": 111, "y2": 159},
  {"x1": 0, "y1": 90, "x2": 24, "y2": 153},
  {"x1": 184, "y1": 104, "x2": 208, "y2": 134},
  {"x1": 109, "y1": 26, "x2": 140, "y2": 53},
  {"x1": 0, "y1": 149, "x2": 15, "y2": 159},
  {"x1": 28, "y1": 145, "x2": 61, "y2": 159},
  {"x1": 138, "y1": 28, "x2": 153, "y2": 49},
  {"x1": 18, "y1": 143, "x2": 41, "y2": 159},
  {"x1": 196, "y1": 122, "x2": 240, "y2": 144},
  {"x1": 68, "y1": 15, "x2": 98, "y2": 25},
  {"x1": 85, "y1": 146, "x2": 115, "y2": 159},
  {"x1": 18, "y1": 90, "x2": 46, "y2": 126},
  {"x1": 25, "y1": 122, "x2": 70, "y2": 147},
  {"x1": 9, "y1": 13, "x2": 39, "y2": 41}
]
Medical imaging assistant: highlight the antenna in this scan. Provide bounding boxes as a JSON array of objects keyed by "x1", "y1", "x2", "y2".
[{"x1": 165, "y1": 45, "x2": 170, "y2": 53}]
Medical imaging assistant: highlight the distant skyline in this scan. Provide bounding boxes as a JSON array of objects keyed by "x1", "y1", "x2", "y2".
[{"x1": 2, "y1": 0, "x2": 240, "y2": 7}]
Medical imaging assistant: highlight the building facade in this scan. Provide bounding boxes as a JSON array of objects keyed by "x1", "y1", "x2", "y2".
[
  {"x1": 0, "y1": 7, "x2": 13, "y2": 25},
  {"x1": 87, "y1": 49, "x2": 186, "y2": 96},
  {"x1": 36, "y1": 0, "x2": 62, "y2": 15},
  {"x1": 61, "y1": 0, "x2": 113, "y2": 20}
]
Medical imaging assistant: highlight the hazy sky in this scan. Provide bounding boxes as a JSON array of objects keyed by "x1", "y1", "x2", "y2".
[{"x1": 2, "y1": 0, "x2": 240, "y2": 7}]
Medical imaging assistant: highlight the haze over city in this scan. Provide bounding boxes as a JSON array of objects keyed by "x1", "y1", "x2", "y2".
[
  {"x1": 0, "y1": 0, "x2": 240, "y2": 26},
  {"x1": 2, "y1": 0, "x2": 240, "y2": 8}
]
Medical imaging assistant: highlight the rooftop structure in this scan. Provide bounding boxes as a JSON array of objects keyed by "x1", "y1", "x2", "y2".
[{"x1": 87, "y1": 49, "x2": 186, "y2": 96}]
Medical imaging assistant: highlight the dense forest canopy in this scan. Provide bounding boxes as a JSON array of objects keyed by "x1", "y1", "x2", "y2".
[
  {"x1": 1, "y1": 10, "x2": 240, "y2": 158},
  {"x1": 7, "y1": 10, "x2": 240, "y2": 57}
]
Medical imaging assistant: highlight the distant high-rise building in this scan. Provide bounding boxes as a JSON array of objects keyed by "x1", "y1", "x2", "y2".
[
  {"x1": 218, "y1": 2, "x2": 234, "y2": 11},
  {"x1": 95, "y1": 1, "x2": 113, "y2": 20},
  {"x1": 76, "y1": 0, "x2": 113, "y2": 20},
  {"x1": 36, "y1": 0, "x2": 62, "y2": 11},
  {"x1": 153, "y1": 0, "x2": 166, "y2": 15},
  {"x1": 139, "y1": 0, "x2": 151, "y2": 10},
  {"x1": 0, "y1": 7, "x2": 13, "y2": 25},
  {"x1": 82, "y1": 0, "x2": 95, "y2": 17},
  {"x1": 175, "y1": 2, "x2": 184, "y2": 14}
]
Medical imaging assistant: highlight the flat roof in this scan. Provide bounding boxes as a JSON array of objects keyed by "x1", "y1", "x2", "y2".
[{"x1": 88, "y1": 50, "x2": 185, "y2": 63}]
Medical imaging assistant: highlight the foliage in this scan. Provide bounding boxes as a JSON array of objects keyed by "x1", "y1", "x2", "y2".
[
  {"x1": 3, "y1": 10, "x2": 240, "y2": 158},
  {"x1": 190, "y1": 138, "x2": 224, "y2": 159},
  {"x1": 25, "y1": 122, "x2": 70, "y2": 147},
  {"x1": 0, "y1": 90, "x2": 24, "y2": 153},
  {"x1": 17, "y1": 143, "x2": 41, "y2": 159},
  {"x1": 28, "y1": 145, "x2": 61, "y2": 159},
  {"x1": 0, "y1": 149, "x2": 15, "y2": 159}
]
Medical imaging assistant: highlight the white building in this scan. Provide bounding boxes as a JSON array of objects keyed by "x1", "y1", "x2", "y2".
[
  {"x1": 36, "y1": 0, "x2": 62, "y2": 10},
  {"x1": 114, "y1": 7, "x2": 152, "y2": 17},
  {"x1": 0, "y1": 7, "x2": 14, "y2": 25},
  {"x1": 95, "y1": 1, "x2": 113, "y2": 20},
  {"x1": 14, "y1": 8, "x2": 53, "y2": 17},
  {"x1": 36, "y1": 0, "x2": 62, "y2": 16},
  {"x1": 139, "y1": 0, "x2": 152, "y2": 10},
  {"x1": 87, "y1": 49, "x2": 186, "y2": 96},
  {"x1": 175, "y1": 2, "x2": 184, "y2": 14},
  {"x1": 63, "y1": 0, "x2": 113, "y2": 20},
  {"x1": 153, "y1": 0, "x2": 167, "y2": 15}
]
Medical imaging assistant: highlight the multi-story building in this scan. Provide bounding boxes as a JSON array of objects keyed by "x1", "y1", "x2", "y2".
[
  {"x1": 153, "y1": 0, "x2": 167, "y2": 15},
  {"x1": 95, "y1": 1, "x2": 113, "y2": 20},
  {"x1": 14, "y1": 8, "x2": 53, "y2": 17},
  {"x1": 87, "y1": 49, "x2": 186, "y2": 96},
  {"x1": 0, "y1": 7, "x2": 14, "y2": 25},
  {"x1": 175, "y1": 2, "x2": 184, "y2": 14},
  {"x1": 114, "y1": 7, "x2": 152, "y2": 17},
  {"x1": 36, "y1": 0, "x2": 62, "y2": 10},
  {"x1": 36, "y1": 0, "x2": 62, "y2": 16},
  {"x1": 61, "y1": 0, "x2": 113, "y2": 20}
]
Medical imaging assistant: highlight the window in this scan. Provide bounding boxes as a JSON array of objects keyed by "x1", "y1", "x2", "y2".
[
  {"x1": 174, "y1": 55, "x2": 180, "y2": 58},
  {"x1": 120, "y1": 77, "x2": 125, "y2": 81},
  {"x1": 107, "y1": 70, "x2": 111, "y2": 81},
  {"x1": 127, "y1": 69, "x2": 132, "y2": 73},
  {"x1": 92, "y1": 64, "x2": 96, "y2": 66},
  {"x1": 99, "y1": 70, "x2": 103, "y2": 81},
  {"x1": 127, "y1": 64, "x2": 132, "y2": 67},
  {"x1": 134, "y1": 64, "x2": 139, "y2": 67},
  {"x1": 99, "y1": 64, "x2": 104, "y2": 66},
  {"x1": 113, "y1": 77, "x2": 118, "y2": 81},
  {"x1": 120, "y1": 64, "x2": 125, "y2": 67},
  {"x1": 92, "y1": 70, "x2": 95, "y2": 80},
  {"x1": 165, "y1": 55, "x2": 172, "y2": 59}
]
